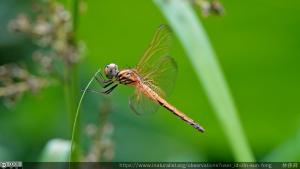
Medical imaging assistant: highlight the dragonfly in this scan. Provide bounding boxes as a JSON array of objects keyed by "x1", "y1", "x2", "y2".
[{"x1": 94, "y1": 25, "x2": 205, "y2": 133}]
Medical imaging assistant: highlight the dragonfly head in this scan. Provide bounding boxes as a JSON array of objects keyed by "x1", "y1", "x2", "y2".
[{"x1": 104, "y1": 63, "x2": 119, "y2": 79}]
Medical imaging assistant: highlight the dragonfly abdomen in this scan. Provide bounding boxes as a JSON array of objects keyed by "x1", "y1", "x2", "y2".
[
  {"x1": 137, "y1": 79, "x2": 205, "y2": 133},
  {"x1": 156, "y1": 97, "x2": 205, "y2": 133}
]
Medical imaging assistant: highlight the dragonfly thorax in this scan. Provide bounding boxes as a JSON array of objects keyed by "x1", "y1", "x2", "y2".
[
  {"x1": 117, "y1": 69, "x2": 139, "y2": 85},
  {"x1": 104, "y1": 63, "x2": 119, "y2": 79}
]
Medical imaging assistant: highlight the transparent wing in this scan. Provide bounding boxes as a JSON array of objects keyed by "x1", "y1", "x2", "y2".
[
  {"x1": 142, "y1": 56, "x2": 177, "y2": 98},
  {"x1": 129, "y1": 57, "x2": 177, "y2": 115},
  {"x1": 136, "y1": 25, "x2": 171, "y2": 71},
  {"x1": 136, "y1": 25, "x2": 177, "y2": 98},
  {"x1": 129, "y1": 90, "x2": 159, "y2": 115},
  {"x1": 128, "y1": 25, "x2": 178, "y2": 115}
]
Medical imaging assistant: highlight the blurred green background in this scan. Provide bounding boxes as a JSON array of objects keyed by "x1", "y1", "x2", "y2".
[{"x1": 0, "y1": 0, "x2": 300, "y2": 162}]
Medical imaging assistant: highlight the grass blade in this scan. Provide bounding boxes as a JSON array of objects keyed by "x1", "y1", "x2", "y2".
[
  {"x1": 69, "y1": 68, "x2": 101, "y2": 163},
  {"x1": 263, "y1": 130, "x2": 300, "y2": 161},
  {"x1": 154, "y1": 0, "x2": 254, "y2": 161}
]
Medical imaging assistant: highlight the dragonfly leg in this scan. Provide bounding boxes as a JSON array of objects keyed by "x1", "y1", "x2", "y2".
[
  {"x1": 102, "y1": 84, "x2": 118, "y2": 94},
  {"x1": 98, "y1": 71, "x2": 106, "y2": 80},
  {"x1": 94, "y1": 74, "x2": 112, "y2": 87},
  {"x1": 81, "y1": 88, "x2": 102, "y2": 94},
  {"x1": 103, "y1": 81, "x2": 114, "y2": 88}
]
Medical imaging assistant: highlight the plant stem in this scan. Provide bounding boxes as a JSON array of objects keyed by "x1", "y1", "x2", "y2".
[
  {"x1": 72, "y1": 0, "x2": 79, "y2": 37},
  {"x1": 154, "y1": 0, "x2": 254, "y2": 161},
  {"x1": 67, "y1": 0, "x2": 80, "y2": 162},
  {"x1": 64, "y1": 67, "x2": 76, "y2": 126},
  {"x1": 69, "y1": 69, "x2": 101, "y2": 163}
]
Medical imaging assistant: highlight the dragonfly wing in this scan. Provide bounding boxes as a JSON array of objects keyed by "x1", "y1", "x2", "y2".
[
  {"x1": 129, "y1": 90, "x2": 159, "y2": 115},
  {"x1": 143, "y1": 55, "x2": 177, "y2": 98},
  {"x1": 136, "y1": 25, "x2": 177, "y2": 98},
  {"x1": 137, "y1": 25, "x2": 171, "y2": 74}
]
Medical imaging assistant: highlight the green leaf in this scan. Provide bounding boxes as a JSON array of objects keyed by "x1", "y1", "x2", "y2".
[
  {"x1": 263, "y1": 131, "x2": 300, "y2": 161},
  {"x1": 154, "y1": 0, "x2": 254, "y2": 161}
]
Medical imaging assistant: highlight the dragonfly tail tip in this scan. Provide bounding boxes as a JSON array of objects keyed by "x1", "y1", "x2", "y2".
[{"x1": 195, "y1": 124, "x2": 205, "y2": 133}]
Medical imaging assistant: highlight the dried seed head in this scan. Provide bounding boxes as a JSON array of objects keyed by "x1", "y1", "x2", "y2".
[
  {"x1": 192, "y1": 0, "x2": 224, "y2": 17},
  {"x1": 211, "y1": 0, "x2": 224, "y2": 15},
  {"x1": 33, "y1": 17, "x2": 52, "y2": 36},
  {"x1": 8, "y1": 14, "x2": 31, "y2": 32}
]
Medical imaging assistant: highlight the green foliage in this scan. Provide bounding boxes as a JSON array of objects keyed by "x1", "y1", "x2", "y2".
[
  {"x1": 0, "y1": 0, "x2": 300, "y2": 163},
  {"x1": 154, "y1": 0, "x2": 254, "y2": 161}
]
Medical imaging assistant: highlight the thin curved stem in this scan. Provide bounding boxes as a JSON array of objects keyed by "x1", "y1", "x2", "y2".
[{"x1": 69, "y1": 68, "x2": 101, "y2": 164}]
